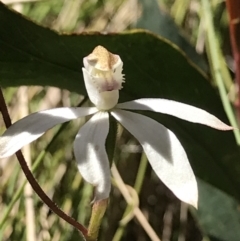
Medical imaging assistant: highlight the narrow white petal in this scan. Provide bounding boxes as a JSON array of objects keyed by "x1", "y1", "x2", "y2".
[
  {"x1": 117, "y1": 99, "x2": 233, "y2": 130},
  {"x1": 74, "y1": 111, "x2": 111, "y2": 201},
  {"x1": 112, "y1": 110, "x2": 198, "y2": 207},
  {"x1": 0, "y1": 107, "x2": 98, "y2": 158}
]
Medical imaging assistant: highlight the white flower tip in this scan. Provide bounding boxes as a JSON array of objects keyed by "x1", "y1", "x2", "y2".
[
  {"x1": 92, "y1": 188, "x2": 110, "y2": 203},
  {"x1": 214, "y1": 123, "x2": 234, "y2": 131},
  {"x1": 223, "y1": 125, "x2": 235, "y2": 131},
  {"x1": 176, "y1": 182, "x2": 198, "y2": 209},
  {"x1": 193, "y1": 201, "x2": 198, "y2": 209},
  {"x1": 186, "y1": 197, "x2": 198, "y2": 209},
  {"x1": 210, "y1": 118, "x2": 234, "y2": 131},
  {"x1": 93, "y1": 173, "x2": 111, "y2": 201},
  {"x1": 118, "y1": 99, "x2": 235, "y2": 132}
]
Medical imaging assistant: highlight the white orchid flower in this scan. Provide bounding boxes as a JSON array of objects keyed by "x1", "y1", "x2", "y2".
[{"x1": 0, "y1": 46, "x2": 233, "y2": 208}]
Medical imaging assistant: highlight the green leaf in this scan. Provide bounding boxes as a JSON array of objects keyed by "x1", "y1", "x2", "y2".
[
  {"x1": 193, "y1": 179, "x2": 240, "y2": 241},
  {"x1": 0, "y1": 3, "x2": 240, "y2": 203}
]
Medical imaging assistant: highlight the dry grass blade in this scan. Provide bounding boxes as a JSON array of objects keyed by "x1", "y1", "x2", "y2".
[{"x1": 111, "y1": 163, "x2": 162, "y2": 241}]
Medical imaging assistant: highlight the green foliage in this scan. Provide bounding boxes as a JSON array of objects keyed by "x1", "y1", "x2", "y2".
[
  {"x1": 1, "y1": 1, "x2": 240, "y2": 241},
  {"x1": 195, "y1": 179, "x2": 240, "y2": 241}
]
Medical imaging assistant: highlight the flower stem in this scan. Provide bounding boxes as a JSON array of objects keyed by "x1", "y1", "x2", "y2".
[
  {"x1": 86, "y1": 198, "x2": 109, "y2": 241},
  {"x1": 201, "y1": 0, "x2": 240, "y2": 143},
  {"x1": 226, "y1": 0, "x2": 240, "y2": 108}
]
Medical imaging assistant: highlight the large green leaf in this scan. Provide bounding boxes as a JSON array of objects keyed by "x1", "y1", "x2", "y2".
[
  {"x1": 0, "y1": 3, "x2": 240, "y2": 203},
  {"x1": 195, "y1": 179, "x2": 240, "y2": 241}
]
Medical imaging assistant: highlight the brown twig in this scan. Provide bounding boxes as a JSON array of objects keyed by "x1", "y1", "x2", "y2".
[
  {"x1": 0, "y1": 88, "x2": 88, "y2": 237},
  {"x1": 226, "y1": 0, "x2": 240, "y2": 110}
]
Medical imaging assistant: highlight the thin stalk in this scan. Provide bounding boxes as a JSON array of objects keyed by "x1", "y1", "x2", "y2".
[
  {"x1": 201, "y1": 0, "x2": 240, "y2": 144},
  {"x1": 112, "y1": 153, "x2": 148, "y2": 241},
  {"x1": 18, "y1": 86, "x2": 37, "y2": 241},
  {"x1": 225, "y1": 0, "x2": 240, "y2": 109},
  {"x1": 134, "y1": 153, "x2": 148, "y2": 193},
  {"x1": 112, "y1": 163, "x2": 161, "y2": 241}
]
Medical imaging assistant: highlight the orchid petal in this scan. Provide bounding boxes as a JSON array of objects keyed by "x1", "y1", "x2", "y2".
[
  {"x1": 117, "y1": 99, "x2": 233, "y2": 130},
  {"x1": 111, "y1": 109, "x2": 198, "y2": 207},
  {"x1": 0, "y1": 107, "x2": 98, "y2": 158},
  {"x1": 74, "y1": 111, "x2": 111, "y2": 201}
]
